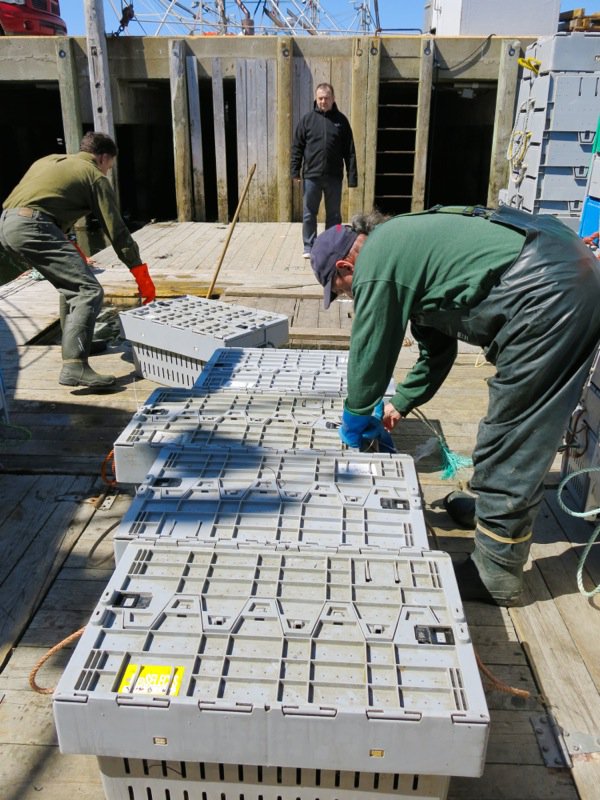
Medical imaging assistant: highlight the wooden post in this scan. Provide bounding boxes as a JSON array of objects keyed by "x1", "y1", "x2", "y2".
[
  {"x1": 212, "y1": 58, "x2": 229, "y2": 223},
  {"x1": 55, "y1": 38, "x2": 82, "y2": 154},
  {"x1": 169, "y1": 39, "x2": 193, "y2": 222},
  {"x1": 488, "y1": 40, "x2": 521, "y2": 207},
  {"x1": 186, "y1": 55, "x2": 206, "y2": 221},
  {"x1": 277, "y1": 37, "x2": 293, "y2": 221},
  {"x1": 363, "y1": 37, "x2": 381, "y2": 214},
  {"x1": 411, "y1": 36, "x2": 434, "y2": 212},
  {"x1": 84, "y1": 0, "x2": 115, "y2": 139},
  {"x1": 350, "y1": 37, "x2": 369, "y2": 219}
]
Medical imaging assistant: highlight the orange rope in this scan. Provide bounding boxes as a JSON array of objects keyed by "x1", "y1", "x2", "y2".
[
  {"x1": 29, "y1": 627, "x2": 85, "y2": 695},
  {"x1": 476, "y1": 649, "x2": 531, "y2": 699},
  {"x1": 101, "y1": 448, "x2": 117, "y2": 487}
]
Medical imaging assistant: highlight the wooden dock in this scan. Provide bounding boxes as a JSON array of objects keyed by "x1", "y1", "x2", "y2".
[{"x1": 0, "y1": 222, "x2": 598, "y2": 800}]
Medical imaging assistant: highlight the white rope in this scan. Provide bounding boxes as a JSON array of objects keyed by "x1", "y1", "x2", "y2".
[{"x1": 557, "y1": 467, "x2": 600, "y2": 597}]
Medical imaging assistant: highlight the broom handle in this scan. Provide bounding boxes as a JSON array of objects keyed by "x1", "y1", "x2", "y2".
[{"x1": 206, "y1": 163, "x2": 257, "y2": 298}]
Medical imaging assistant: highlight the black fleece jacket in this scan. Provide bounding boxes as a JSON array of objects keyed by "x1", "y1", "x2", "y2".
[{"x1": 290, "y1": 102, "x2": 358, "y2": 186}]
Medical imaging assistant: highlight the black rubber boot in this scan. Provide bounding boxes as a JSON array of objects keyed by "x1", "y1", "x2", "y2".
[
  {"x1": 443, "y1": 490, "x2": 477, "y2": 529},
  {"x1": 59, "y1": 359, "x2": 116, "y2": 388},
  {"x1": 453, "y1": 551, "x2": 524, "y2": 607}
]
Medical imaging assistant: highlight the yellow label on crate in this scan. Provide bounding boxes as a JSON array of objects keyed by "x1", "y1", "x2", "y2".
[{"x1": 118, "y1": 664, "x2": 185, "y2": 696}]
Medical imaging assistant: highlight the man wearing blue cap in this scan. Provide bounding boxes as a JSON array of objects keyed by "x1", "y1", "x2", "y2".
[{"x1": 310, "y1": 206, "x2": 600, "y2": 606}]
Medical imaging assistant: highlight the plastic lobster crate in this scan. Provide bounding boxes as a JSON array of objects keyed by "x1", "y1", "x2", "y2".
[
  {"x1": 526, "y1": 31, "x2": 600, "y2": 74},
  {"x1": 53, "y1": 542, "x2": 489, "y2": 779},
  {"x1": 112, "y1": 448, "x2": 428, "y2": 560},
  {"x1": 119, "y1": 297, "x2": 289, "y2": 387},
  {"x1": 113, "y1": 392, "x2": 348, "y2": 484},
  {"x1": 97, "y1": 755, "x2": 451, "y2": 800},
  {"x1": 195, "y1": 347, "x2": 395, "y2": 397}
]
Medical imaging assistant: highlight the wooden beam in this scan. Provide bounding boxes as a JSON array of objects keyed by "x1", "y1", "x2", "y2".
[
  {"x1": 186, "y1": 55, "x2": 206, "y2": 222},
  {"x1": 55, "y1": 38, "x2": 82, "y2": 154},
  {"x1": 350, "y1": 37, "x2": 369, "y2": 219},
  {"x1": 363, "y1": 37, "x2": 381, "y2": 214},
  {"x1": 84, "y1": 0, "x2": 115, "y2": 138},
  {"x1": 412, "y1": 36, "x2": 434, "y2": 212},
  {"x1": 487, "y1": 40, "x2": 521, "y2": 207},
  {"x1": 277, "y1": 37, "x2": 293, "y2": 221},
  {"x1": 169, "y1": 39, "x2": 193, "y2": 222},
  {"x1": 212, "y1": 57, "x2": 229, "y2": 224}
]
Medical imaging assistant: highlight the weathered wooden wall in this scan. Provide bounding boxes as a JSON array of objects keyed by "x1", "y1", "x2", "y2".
[{"x1": 0, "y1": 33, "x2": 534, "y2": 223}]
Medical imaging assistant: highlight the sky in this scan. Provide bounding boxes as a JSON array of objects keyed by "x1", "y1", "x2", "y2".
[{"x1": 60, "y1": 0, "x2": 581, "y2": 36}]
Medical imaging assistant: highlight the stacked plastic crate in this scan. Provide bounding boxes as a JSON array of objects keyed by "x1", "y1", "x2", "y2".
[
  {"x1": 503, "y1": 31, "x2": 600, "y2": 231},
  {"x1": 53, "y1": 347, "x2": 490, "y2": 800},
  {"x1": 119, "y1": 295, "x2": 290, "y2": 387}
]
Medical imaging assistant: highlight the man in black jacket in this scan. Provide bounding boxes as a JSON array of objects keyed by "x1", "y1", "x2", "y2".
[{"x1": 291, "y1": 83, "x2": 358, "y2": 258}]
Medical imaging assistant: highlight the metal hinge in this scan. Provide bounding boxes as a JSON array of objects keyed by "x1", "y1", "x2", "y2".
[{"x1": 531, "y1": 714, "x2": 600, "y2": 768}]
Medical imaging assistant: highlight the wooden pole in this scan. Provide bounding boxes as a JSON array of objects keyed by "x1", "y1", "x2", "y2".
[
  {"x1": 488, "y1": 40, "x2": 521, "y2": 207},
  {"x1": 412, "y1": 36, "x2": 434, "y2": 212},
  {"x1": 84, "y1": 0, "x2": 115, "y2": 139},
  {"x1": 276, "y1": 37, "x2": 293, "y2": 221},
  {"x1": 206, "y1": 164, "x2": 257, "y2": 298},
  {"x1": 170, "y1": 39, "x2": 193, "y2": 222}
]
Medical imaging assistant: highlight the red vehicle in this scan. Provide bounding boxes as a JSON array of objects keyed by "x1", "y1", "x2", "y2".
[{"x1": 0, "y1": 0, "x2": 67, "y2": 36}]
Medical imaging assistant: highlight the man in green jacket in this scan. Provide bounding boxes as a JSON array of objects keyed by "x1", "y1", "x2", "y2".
[
  {"x1": 0, "y1": 131, "x2": 156, "y2": 389},
  {"x1": 310, "y1": 206, "x2": 600, "y2": 606}
]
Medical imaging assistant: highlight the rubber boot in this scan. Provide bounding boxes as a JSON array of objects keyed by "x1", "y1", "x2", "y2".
[
  {"x1": 60, "y1": 297, "x2": 107, "y2": 355},
  {"x1": 59, "y1": 359, "x2": 116, "y2": 388},
  {"x1": 443, "y1": 489, "x2": 477, "y2": 529},
  {"x1": 453, "y1": 540, "x2": 529, "y2": 607}
]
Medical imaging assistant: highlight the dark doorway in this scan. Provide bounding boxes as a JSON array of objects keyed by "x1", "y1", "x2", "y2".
[{"x1": 426, "y1": 82, "x2": 497, "y2": 207}]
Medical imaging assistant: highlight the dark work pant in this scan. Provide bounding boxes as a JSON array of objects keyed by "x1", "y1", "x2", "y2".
[
  {"x1": 302, "y1": 176, "x2": 343, "y2": 252},
  {"x1": 0, "y1": 208, "x2": 103, "y2": 361},
  {"x1": 467, "y1": 220, "x2": 600, "y2": 566},
  {"x1": 418, "y1": 208, "x2": 600, "y2": 567}
]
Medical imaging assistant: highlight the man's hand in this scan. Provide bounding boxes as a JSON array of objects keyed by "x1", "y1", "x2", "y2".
[
  {"x1": 339, "y1": 402, "x2": 396, "y2": 453},
  {"x1": 130, "y1": 263, "x2": 156, "y2": 305},
  {"x1": 383, "y1": 402, "x2": 403, "y2": 431}
]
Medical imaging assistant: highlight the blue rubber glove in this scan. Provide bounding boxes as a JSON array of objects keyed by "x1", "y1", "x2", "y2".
[{"x1": 339, "y1": 401, "x2": 396, "y2": 453}]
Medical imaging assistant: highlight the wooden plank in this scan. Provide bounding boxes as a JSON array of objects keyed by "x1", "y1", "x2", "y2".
[
  {"x1": 169, "y1": 39, "x2": 193, "y2": 222},
  {"x1": 363, "y1": 36, "x2": 381, "y2": 214},
  {"x1": 412, "y1": 36, "x2": 434, "y2": 212},
  {"x1": 277, "y1": 38, "x2": 293, "y2": 222},
  {"x1": 349, "y1": 36, "x2": 369, "y2": 220},
  {"x1": 0, "y1": 474, "x2": 99, "y2": 667},
  {"x1": 488, "y1": 38, "x2": 522, "y2": 207},
  {"x1": 510, "y1": 564, "x2": 600, "y2": 800},
  {"x1": 55, "y1": 38, "x2": 82, "y2": 155},
  {"x1": 185, "y1": 54, "x2": 206, "y2": 222},
  {"x1": 236, "y1": 59, "x2": 252, "y2": 222},
  {"x1": 212, "y1": 57, "x2": 229, "y2": 224}
]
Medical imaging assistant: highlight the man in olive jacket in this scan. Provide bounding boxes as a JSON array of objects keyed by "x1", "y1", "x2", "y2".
[
  {"x1": 0, "y1": 131, "x2": 156, "y2": 389},
  {"x1": 291, "y1": 83, "x2": 358, "y2": 258},
  {"x1": 310, "y1": 206, "x2": 600, "y2": 607}
]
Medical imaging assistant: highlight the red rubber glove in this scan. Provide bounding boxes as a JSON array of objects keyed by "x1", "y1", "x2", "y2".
[{"x1": 130, "y1": 263, "x2": 156, "y2": 305}]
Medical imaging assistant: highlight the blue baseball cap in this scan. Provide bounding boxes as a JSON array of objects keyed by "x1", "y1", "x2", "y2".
[{"x1": 310, "y1": 224, "x2": 358, "y2": 309}]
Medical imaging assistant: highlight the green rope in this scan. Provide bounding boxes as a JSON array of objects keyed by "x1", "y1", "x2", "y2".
[
  {"x1": 557, "y1": 467, "x2": 600, "y2": 598},
  {"x1": 410, "y1": 408, "x2": 473, "y2": 480}
]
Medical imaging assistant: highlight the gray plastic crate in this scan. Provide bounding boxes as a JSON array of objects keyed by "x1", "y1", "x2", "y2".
[
  {"x1": 54, "y1": 542, "x2": 489, "y2": 778},
  {"x1": 527, "y1": 31, "x2": 600, "y2": 74},
  {"x1": 112, "y1": 448, "x2": 427, "y2": 560},
  {"x1": 113, "y1": 393, "x2": 347, "y2": 484},
  {"x1": 120, "y1": 297, "x2": 289, "y2": 387},
  {"x1": 195, "y1": 347, "x2": 397, "y2": 396},
  {"x1": 97, "y1": 755, "x2": 450, "y2": 800}
]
